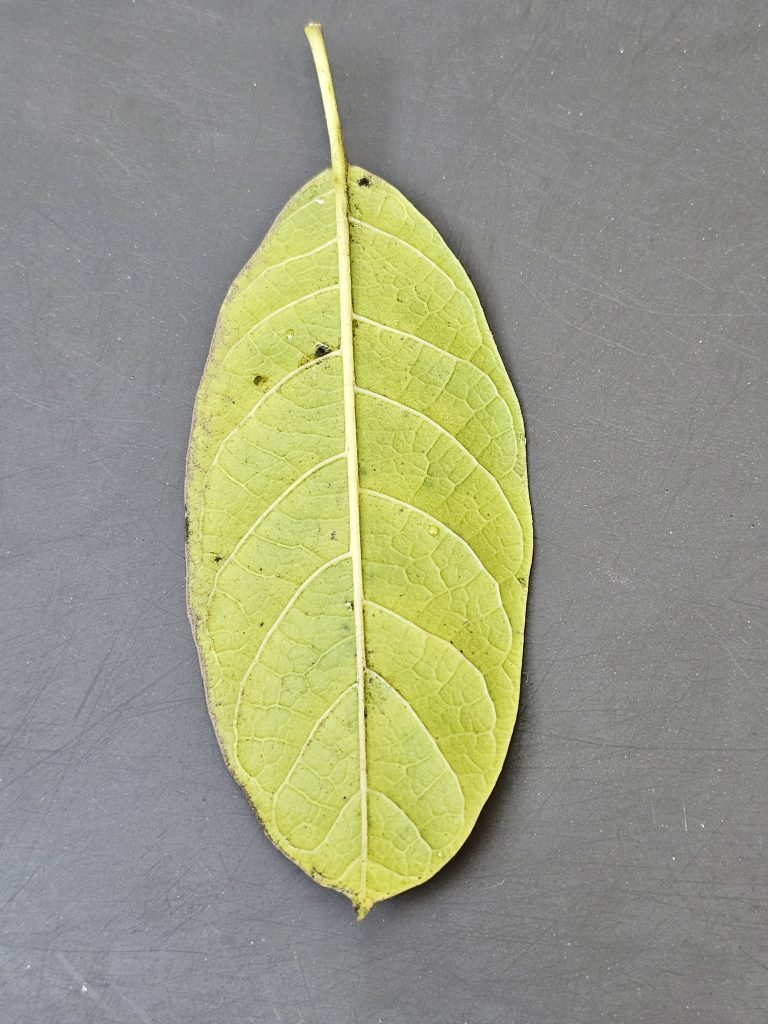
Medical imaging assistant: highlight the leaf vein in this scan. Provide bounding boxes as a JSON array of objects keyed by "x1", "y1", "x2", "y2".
[
  {"x1": 355, "y1": 386, "x2": 522, "y2": 543},
  {"x1": 371, "y1": 789, "x2": 435, "y2": 852},
  {"x1": 304, "y1": 795, "x2": 356, "y2": 854},
  {"x1": 209, "y1": 452, "x2": 344, "y2": 595},
  {"x1": 352, "y1": 312, "x2": 502, "y2": 393},
  {"x1": 272, "y1": 682, "x2": 357, "y2": 807},
  {"x1": 361, "y1": 487, "x2": 510, "y2": 631},
  {"x1": 232, "y1": 552, "x2": 352, "y2": 752},
  {"x1": 223, "y1": 283, "x2": 340, "y2": 364},
  {"x1": 366, "y1": 668, "x2": 466, "y2": 807},
  {"x1": 207, "y1": 351, "x2": 341, "y2": 478},
  {"x1": 237, "y1": 237, "x2": 337, "y2": 300},
  {"x1": 350, "y1": 216, "x2": 467, "y2": 297},
  {"x1": 364, "y1": 601, "x2": 497, "y2": 724}
]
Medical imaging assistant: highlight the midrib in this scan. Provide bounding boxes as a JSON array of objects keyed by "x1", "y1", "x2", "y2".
[
  {"x1": 335, "y1": 168, "x2": 369, "y2": 905},
  {"x1": 305, "y1": 24, "x2": 369, "y2": 910}
]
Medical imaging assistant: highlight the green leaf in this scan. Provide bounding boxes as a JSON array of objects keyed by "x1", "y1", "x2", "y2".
[{"x1": 186, "y1": 23, "x2": 532, "y2": 918}]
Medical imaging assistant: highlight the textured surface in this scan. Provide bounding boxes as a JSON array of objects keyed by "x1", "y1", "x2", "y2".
[
  {"x1": 2, "y1": 0, "x2": 767, "y2": 1021},
  {"x1": 186, "y1": 164, "x2": 531, "y2": 913}
]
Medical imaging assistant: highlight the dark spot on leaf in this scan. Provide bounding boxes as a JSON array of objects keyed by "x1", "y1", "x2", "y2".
[
  {"x1": 330, "y1": 529, "x2": 337, "y2": 540},
  {"x1": 253, "y1": 374, "x2": 266, "y2": 386},
  {"x1": 314, "y1": 343, "x2": 331, "y2": 358},
  {"x1": 184, "y1": 513, "x2": 190, "y2": 540},
  {"x1": 213, "y1": 555, "x2": 222, "y2": 563},
  {"x1": 358, "y1": 176, "x2": 370, "y2": 187}
]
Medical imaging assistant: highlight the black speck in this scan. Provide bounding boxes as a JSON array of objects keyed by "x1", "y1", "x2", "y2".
[
  {"x1": 314, "y1": 343, "x2": 331, "y2": 358},
  {"x1": 357, "y1": 176, "x2": 370, "y2": 187},
  {"x1": 213, "y1": 555, "x2": 222, "y2": 563},
  {"x1": 253, "y1": 374, "x2": 266, "y2": 386},
  {"x1": 184, "y1": 513, "x2": 190, "y2": 540}
]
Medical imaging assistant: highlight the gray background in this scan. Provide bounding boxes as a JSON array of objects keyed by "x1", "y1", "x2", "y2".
[{"x1": 1, "y1": 1, "x2": 766, "y2": 1021}]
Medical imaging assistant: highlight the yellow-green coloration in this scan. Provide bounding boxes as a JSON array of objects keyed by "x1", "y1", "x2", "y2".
[{"x1": 185, "y1": 24, "x2": 532, "y2": 918}]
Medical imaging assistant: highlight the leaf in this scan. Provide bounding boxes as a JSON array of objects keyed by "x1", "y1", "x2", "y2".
[{"x1": 185, "y1": 23, "x2": 532, "y2": 918}]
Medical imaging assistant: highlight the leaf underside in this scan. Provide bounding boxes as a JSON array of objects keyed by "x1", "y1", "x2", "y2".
[{"x1": 186, "y1": 167, "x2": 532, "y2": 917}]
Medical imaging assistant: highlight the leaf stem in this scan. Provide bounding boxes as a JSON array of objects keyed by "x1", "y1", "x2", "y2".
[
  {"x1": 305, "y1": 22, "x2": 371, "y2": 919},
  {"x1": 305, "y1": 23, "x2": 347, "y2": 181}
]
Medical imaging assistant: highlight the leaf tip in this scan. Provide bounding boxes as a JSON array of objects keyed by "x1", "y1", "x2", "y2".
[{"x1": 353, "y1": 896, "x2": 374, "y2": 921}]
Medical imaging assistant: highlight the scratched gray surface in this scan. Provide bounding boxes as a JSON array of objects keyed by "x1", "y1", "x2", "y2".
[{"x1": 1, "y1": 1, "x2": 767, "y2": 1021}]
